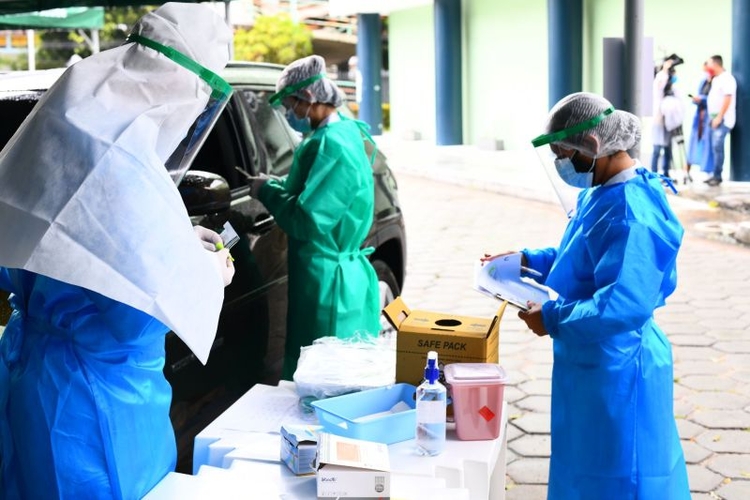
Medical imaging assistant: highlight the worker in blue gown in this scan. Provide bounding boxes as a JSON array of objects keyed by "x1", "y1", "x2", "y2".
[
  {"x1": 0, "y1": 3, "x2": 235, "y2": 499},
  {"x1": 492, "y1": 92, "x2": 690, "y2": 499},
  {"x1": 687, "y1": 64, "x2": 715, "y2": 176}
]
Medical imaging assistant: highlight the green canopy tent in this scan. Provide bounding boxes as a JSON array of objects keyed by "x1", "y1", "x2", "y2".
[
  {"x1": 0, "y1": 1, "x2": 128, "y2": 15},
  {"x1": 0, "y1": 5, "x2": 103, "y2": 28},
  {"x1": 0, "y1": 6, "x2": 104, "y2": 69},
  {"x1": 0, "y1": 0, "x2": 229, "y2": 15}
]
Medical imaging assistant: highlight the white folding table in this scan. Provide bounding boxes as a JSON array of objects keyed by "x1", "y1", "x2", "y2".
[{"x1": 146, "y1": 381, "x2": 507, "y2": 499}]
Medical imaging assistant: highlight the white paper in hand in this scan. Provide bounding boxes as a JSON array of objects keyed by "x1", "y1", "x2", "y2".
[{"x1": 473, "y1": 253, "x2": 556, "y2": 311}]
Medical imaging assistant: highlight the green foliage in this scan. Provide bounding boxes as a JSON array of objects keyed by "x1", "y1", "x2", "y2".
[
  {"x1": 36, "y1": 30, "x2": 69, "y2": 69},
  {"x1": 0, "y1": 53, "x2": 27, "y2": 71},
  {"x1": 234, "y1": 15, "x2": 313, "y2": 65},
  {"x1": 102, "y1": 6, "x2": 155, "y2": 45}
]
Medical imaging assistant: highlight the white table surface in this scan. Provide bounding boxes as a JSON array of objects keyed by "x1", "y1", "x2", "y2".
[{"x1": 147, "y1": 382, "x2": 507, "y2": 500}]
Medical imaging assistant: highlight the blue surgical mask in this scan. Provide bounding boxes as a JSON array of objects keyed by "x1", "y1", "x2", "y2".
[
  {"x1": 554, "y1": 155, "x2": 594, "y2": 189},
  {"x1": 286, "y1": 99, "x2": 313, "y2": 134},
  {"x1": 286, "y1": 108, "x2": 312, "y2": 134}
]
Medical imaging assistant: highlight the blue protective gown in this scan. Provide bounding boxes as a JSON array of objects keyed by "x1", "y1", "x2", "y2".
[
  {"x1": 523, "y1": 168, "x2": 690, "y2": 500},
  {"x1": 0, "y1": 268, "x2": 174, "y2": 499},
  {"x1": 686, "y1": 77, "x2": 715, "y2": 174}
]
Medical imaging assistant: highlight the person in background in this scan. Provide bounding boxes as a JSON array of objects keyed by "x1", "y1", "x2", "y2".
[
  {"x1": 247, "y1": 55, "x2": 380, "y2": 380},
  {"x1": 651, "y1": 56, "x2": 684, "y2": 179},
  {"x1": 0, "y1": 4, "x2": 234, "y2": 498},
  {"x1": 705, "y1": 54, "x2": 737, "y2": 186},
  {"x1": 687, "y1": 61, "x2": 714, "y2": 178},
  {"x1": 488, "y1": 92, "x2": 690, "y2": 499}
]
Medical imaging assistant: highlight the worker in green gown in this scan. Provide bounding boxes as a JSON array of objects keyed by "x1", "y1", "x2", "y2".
[{"x1": 250, "y1": 55, "x2": 380, "y2": 380}]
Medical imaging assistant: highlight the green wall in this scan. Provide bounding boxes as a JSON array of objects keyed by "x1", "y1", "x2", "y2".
[
  {"x1": 388, "y1": 0, "x2": 733, "y2": 151},
  {"x1": 388, "y1": 5, "x2": 435, "y2": 140},
  {"x1": 464, "y1": 0, "x2": 548, "y2": 148}
]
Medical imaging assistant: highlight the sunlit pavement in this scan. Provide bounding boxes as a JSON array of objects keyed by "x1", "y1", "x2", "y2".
[{"x1": 381, "y1": 135, "x2": 750, "y2": 500}]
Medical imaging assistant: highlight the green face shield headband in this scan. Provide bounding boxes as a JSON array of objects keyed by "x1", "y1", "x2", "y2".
[
  {"x1": 126, "y1": 33, "x2": 233, "y2": 100},
  {"x1": 531, "y1": 106, "x2": 615, "y2": 148},
  {"x1": 268, "y1": 72, "x2": 326, "y2": 107}
]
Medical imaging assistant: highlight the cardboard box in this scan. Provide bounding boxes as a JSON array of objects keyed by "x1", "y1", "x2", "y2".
[
  {"x1": 315, "y1": 432, "x2": 390, "y2": 499},
  {"x1": 383, "y1": 297, "x2": 506, "y2": 386},
  {"x1": 280, "y1": 424, "x2": 322, "y2": 475}
]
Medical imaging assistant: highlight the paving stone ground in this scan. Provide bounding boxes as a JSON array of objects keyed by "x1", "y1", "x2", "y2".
[{"x1": 392, "y1": 171, "x2": 750, "y2": 499}]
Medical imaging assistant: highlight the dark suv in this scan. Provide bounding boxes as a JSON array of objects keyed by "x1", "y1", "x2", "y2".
[{"x1": 0, "y1": 62, "x2": 406, "y2": 471}]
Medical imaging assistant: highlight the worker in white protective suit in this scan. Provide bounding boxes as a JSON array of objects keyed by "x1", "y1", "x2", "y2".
[{"x1": 0, "y1": 3, "x2": 234, "y2": 498}]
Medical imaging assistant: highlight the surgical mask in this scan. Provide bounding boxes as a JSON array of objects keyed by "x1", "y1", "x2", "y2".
[
  {"x1": 286, "y1": 100, "x2": 312, "y2": 134},
  {"x1": 286, "y1": 109, "x2": 311, "y2": 134},
  {"x1": 554, "y1": 153, "x2": 595, "y2": 189}
]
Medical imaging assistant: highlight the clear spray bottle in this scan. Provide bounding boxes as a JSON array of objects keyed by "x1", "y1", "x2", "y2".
[{"x1": 416, "y1": 350, "x2": 447, "y2": 456}]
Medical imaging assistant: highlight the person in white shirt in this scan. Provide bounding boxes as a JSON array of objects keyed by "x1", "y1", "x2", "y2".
[{"x1": 705, "y1": 55, "x2": 736, "y2": 186}]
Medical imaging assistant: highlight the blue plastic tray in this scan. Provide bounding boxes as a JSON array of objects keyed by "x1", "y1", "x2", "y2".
[{"x1": 310, "y1": 383, "x2": 417, "y2": 445}]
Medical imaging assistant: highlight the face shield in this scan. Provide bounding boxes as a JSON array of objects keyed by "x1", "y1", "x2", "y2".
[
  {"x1": 530, "y1": 106, "x2": 614, "y2": 219},
  {"x1": 127, "y1": 34, "x2": 234, "y2": 185},
  {"x1": 268, "y1": 72, "x2": 326, "y2": 110}
]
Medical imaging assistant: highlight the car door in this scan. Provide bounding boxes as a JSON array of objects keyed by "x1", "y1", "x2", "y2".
[
  {"x1": 165, "y1": 90, "x2": 289, "y2": 411},
  {"x1": 238, "y1": 86, "x2": 300, "y2": 177}
]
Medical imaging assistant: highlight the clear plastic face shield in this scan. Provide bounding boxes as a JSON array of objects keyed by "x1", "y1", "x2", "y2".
[
  {"x1": 530, "y1": 107, "x2": 614, "y2": 219},
  {"x1": 268, "y1": 72, "x2": 325, "y2": 135},
  {"x1": 268, "y1": 72, "x2": 325, "y2": 111},
  {"x1": 127, "y1": 34, "x2": 234, "y2": 185}
]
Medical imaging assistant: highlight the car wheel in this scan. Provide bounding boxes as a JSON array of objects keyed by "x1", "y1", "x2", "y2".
[{"x1": 372, "y1": 259, "x2": 399, "y2": 337}]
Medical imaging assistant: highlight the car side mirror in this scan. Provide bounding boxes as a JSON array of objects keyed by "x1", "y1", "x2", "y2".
[{"x1": 178, "y1": 171, "x2": 231, "y2": 216}]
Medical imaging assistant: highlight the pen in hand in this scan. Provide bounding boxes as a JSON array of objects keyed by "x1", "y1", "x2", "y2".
[
  {"x1": 215, "y1": 241, "x2": 235, "y2": 262},
  {"x1": 521, "y1": 266, "x2": 542, "y2": 278}
]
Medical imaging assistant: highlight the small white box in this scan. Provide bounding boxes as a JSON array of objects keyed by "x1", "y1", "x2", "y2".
[
  {"x1": 315, "y1": 432, "x2": 390, "y2": 499},
  {"x1": 280, "y1": 424, "x2": 321, "y2": 475}
]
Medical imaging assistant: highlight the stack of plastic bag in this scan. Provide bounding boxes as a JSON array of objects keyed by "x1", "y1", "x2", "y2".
[{"x1": 293, "y1": 333, "x2": 396, "y2": 410}]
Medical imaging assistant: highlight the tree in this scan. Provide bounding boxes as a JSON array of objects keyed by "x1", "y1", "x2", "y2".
[
  {"x1": 234, "y1": 14, "x2": 312, "y2": 65},
  {"x1": 69, "y1": 6, "x2": 155, "y2": 55}
]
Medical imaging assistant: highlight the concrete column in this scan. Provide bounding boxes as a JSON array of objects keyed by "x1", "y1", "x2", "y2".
[
  {"x1": 357, "y1": 13, "x2": 383, "y2": 135},
  {"x1": 26, "y1": 29, "x2": 35, "y2": 71},
  {"x1": 434, "y1": 0, "x2": 462, "y2": 145},
  {"x1": 731, "y1": 0, "x2": 750, "y2": 181},
  {"x1": 623, "y1": 0, "x2": 644, "y2": 116},
  {"x1": 548, "y1": 0, "x2": 583, "y2": 108}
]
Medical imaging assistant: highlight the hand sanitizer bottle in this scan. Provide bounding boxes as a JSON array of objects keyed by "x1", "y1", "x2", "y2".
[{"x1": 416, "y1": 350, "x2": 447, "y2": 456}]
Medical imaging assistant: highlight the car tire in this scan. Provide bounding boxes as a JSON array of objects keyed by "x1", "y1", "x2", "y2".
[{"x1": 372, "y1": 259, "x2": 399, "y2": 336}]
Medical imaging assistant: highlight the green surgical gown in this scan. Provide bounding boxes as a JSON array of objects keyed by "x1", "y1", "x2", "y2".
[{"x1": 259, "y1": 116, "x2": 380, "y2": 380}]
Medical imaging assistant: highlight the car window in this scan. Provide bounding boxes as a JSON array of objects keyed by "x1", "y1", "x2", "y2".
[
  {"x1": 190, "y1": 96, "x2": 249, "y2": 190},
  {"x1": 0, "y1": 94, "x2": 40, "y2": 150},
  {"x1": 241, "y1": 89, "x2": 299, "y2": 176}
]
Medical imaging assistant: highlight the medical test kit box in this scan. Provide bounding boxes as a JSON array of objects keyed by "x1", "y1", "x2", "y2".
[
  {"x1": 315, "y1": 432, "x2": 390, "y2": 499},
  {"x1": 383, "y1": 296, "x2": 506, "y2": 386},
  {"x1": 280, "y1": 424, "x2": 322, "y2": 475}
]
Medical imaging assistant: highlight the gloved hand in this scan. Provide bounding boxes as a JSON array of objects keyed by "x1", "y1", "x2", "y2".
[
  {"x1": 212, "y1": 247, "x2": 235, "y2": 286},
  {"x1": 194, "y1": 225, "x2": 223, "y2": 251},
  {"x1": 248, "y1": 173, "x2": 270, "y2": 199},
  {"x1": 518, "y1": 302, "x2": 548, "y2": 337},
  {"x1": 481, "y1": 251, "x2": 527, "y2": 266}
]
